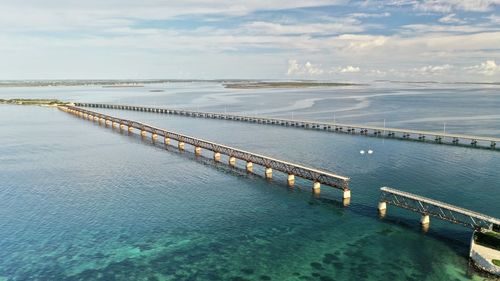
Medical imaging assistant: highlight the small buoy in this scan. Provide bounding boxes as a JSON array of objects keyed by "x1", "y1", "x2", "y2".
[
  {"x1": 360, "y1": 150, "x2": 365, "y2": 154},
  {"x1": 368, "y1": 149, "x2": 373, "y2": 154}
]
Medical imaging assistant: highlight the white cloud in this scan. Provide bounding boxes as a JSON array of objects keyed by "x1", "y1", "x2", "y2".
[
  {"x1": 339, "y1": 66, "x2": 361, "y2": 73},
  {"x1": 349, "y1": 12, "x2": 391, "y2": 18},
  {"x1": 0, "y1": 1, "x2": 348, "y2": 32},
  {"x1": 414, "y1": 0, "x2": 500, "y2": 12},
  {"x1": 412, "y1": 64, "x2": 453, "y2": 74},
  {"x1": 287, "y1": 60, "x2": 324, "y2": 75},
  {"x1": 242, "y1": 20, "x2": 364, "y2": 35},
  {"x1": 438, "y1": 13, "x2": 466, "y2": 24},
  {"x1": 465, "y1": 60, "x2": 500, "y2": 75},
  {"x1": 487, "y1": 14, "x2": 500, "y2": 24}
]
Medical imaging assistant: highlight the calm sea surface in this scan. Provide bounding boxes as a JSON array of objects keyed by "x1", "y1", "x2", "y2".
[{"x1": 0, "y1": 82, "x2": 499, "y2": 280}]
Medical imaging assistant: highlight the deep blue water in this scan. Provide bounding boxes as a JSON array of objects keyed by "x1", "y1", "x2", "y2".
[{"x1": 0, "y1": 82, "x2": 498, "y2": 280}]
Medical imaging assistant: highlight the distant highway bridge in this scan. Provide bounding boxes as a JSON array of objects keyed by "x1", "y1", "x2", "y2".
[{"x1": 74, "y1": 103, "x2": 499, "y2": 150}]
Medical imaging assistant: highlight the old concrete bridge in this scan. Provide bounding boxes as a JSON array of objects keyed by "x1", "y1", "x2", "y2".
[{"x1": 61, "y1": 105, "x2": 351, "y2": 201}]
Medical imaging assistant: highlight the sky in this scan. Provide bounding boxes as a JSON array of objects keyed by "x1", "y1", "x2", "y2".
[{"x1": 0, "y1": 0, "x2": 499, "y2": 81}]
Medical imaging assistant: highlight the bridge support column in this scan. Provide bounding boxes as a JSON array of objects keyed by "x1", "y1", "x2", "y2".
[
  {"x1": 287, "y1": 174, "x2": 295, "y2": 187},
  {"x1": 164, "y1": 137, "x2": 170, "y2": 145},
  {"x1": 120, "y1": 124, "x2": 126, "y2": 130},
  {"x1": 343, "y1": 189, "x2": 351, "y2": 199},
  {"x1": 491, "y1": 141, "x2": 496, "y2": 149},
  {"x1": 194, "y1": 147, "x2": 201, "y2": 156},
  {"x1": 229, "y1": 156, "x2": 236, "y2": 167},
  {"x1": 420, "y1": 215, "x2": 430, "y2": 232},
  {"x1": 214, "y1": 152, "x2": 221, "y2": 162},
  {"x1": 178, "y1": 142, "x2": 185, "y2": 151},
  {"x1": 246, "y1": 162, "x2": 253, "y2": 173},
  {"x1": 265, "y1": 168, "x2": 272, "y2": 179},
  {"x1": 152, "y1": 133, "x2": 158, "y2": 140},
  {"x1": 312, "y1": 181, "x2": 320, "y2": 194},
  {"x1": 128, "y1": 126, "x2": 133, "y2": 132},
  {"x1": 141, "y1": 130, "x2": 147, "y2": 137},
  {"x1": 378, "y1": 201, "x2": 387, "y2": 217}
]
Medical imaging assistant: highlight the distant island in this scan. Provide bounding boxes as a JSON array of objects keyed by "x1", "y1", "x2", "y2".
[
  {"x1": 0, "y1": 80, "x2": 362, "y2": 88},
  {"x1": 223, "y1": 81, "x2": 362, "y2": 89},
  {"x1": 0, "y1": 98, "x2": 70, "y2": 106}
]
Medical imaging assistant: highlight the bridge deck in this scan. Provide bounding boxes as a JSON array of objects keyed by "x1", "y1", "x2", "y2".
[
  {"x1": 380, "y1": 187, "x2": 500, "y2": 230},
  {"x1": 63, "y1": 105, "x2": 350, "y2": 191},
  {"x1": 74, "y1": 103, "x2": 500, "y2": 148}
]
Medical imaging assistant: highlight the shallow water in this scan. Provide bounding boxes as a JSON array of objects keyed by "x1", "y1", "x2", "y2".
[{"x1": 0, "y1": 82, "x2": 498, "y2": 280}]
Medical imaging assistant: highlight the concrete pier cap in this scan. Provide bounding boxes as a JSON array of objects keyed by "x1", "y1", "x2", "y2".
[
  {"x1": 287, "y1": 174, "x2": 295, "y2": 187},
  {"x1": 229, "y1": 156, "x2": 236, "y2": 167},
  {"x1": 421, "y1": 214, "x2": 430, "y2": 225},
  {"x1": 246, "y1": 162, "x2": 253, "y2": 172},
  {"x1": 194, "y1": 147, "x2": 202, "y2": 156},
  {"x1": 164, "y1": 137, "x2": 170, "y2": 145},
  {"x1": 265, "y1": 167, "x2": 272, "y2": 179},
  {"x1": 178, "y1": 142, "x2": 185, "y2": 150},
  {"x1": 152, "y1": 133, "x2": 158, "y2": 140},
  {"x1": 213, "y1": 152, "x2": 221, "y2": 162},
  {"x1": 312, "y1": 181, "x2": 321, "y2": 194},
  {"x1": 343, "y1": 189, "x2": 351, "y2": 199}
]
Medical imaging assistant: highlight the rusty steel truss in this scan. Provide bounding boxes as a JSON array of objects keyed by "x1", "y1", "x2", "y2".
[
  {"x1": 64, "y1": 105, "x2": 350, "y2": 191},
  {"x1": 380, "y1": 187, "x2": 499, "y2": 230}
]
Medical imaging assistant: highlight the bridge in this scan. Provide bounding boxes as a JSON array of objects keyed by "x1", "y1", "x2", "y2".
[
  {"x1": 61, "y1": 105, "x2": 351, "y2": 200},
  {"x1": 74, "y1": 103, "x2": 500, "y2": 150},
  {"x1": 378, "y1": 187, "x2": 500, "y2": 231}
]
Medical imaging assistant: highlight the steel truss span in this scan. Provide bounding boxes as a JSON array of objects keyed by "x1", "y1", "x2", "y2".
[
  {"x1": 380, "y1": 187, "x2": 499, "y2": 230},
  {"x1": 62, "y1": 105, "x2": 350, "y2": 192}
]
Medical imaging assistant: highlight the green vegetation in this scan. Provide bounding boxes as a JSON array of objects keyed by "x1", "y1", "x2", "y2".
[
  {"x1": 224, "y1": 81, "x2": 362, "y2": 89},
  {"x1": 0, "y1": 98, "x2": 70, "y2": 106},
  {"x1": 493, "y1": 259, "x2": 500, "y2": 267},
  {"x1": 474, "y1": 231, "x2": 500, "y2": 251}
]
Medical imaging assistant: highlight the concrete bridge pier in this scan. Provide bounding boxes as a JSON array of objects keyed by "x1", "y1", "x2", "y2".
[
  {"x1": 164, "y1": 137, "x2": 170, "y2": 145},
  {"x1": 343, "y1": 189, "x2": 351, "y2": 199},
  {"x1": 378, "y1": 201, "x2": 387, "y2": 217},
  {"x1": 246, "y1": 162, "x2": 253, "y2": 173},
  {"x1": 287, "y1": 174, "x2": 295, "y2": 187},
  {"x1": 141, "y1": 130, "x2": 147, "y2": 137},
  {"x1": 194, "y1": 147, "x2": 202, "y2": 156},
  {"x1": 421, "y1": 214, "x2": 430, "y2": 232},
  {"x1": 120, "y1": 124, "x2": 126, "y2": 130},
  {"x1": 229, "y1": 156, "x2": 236, "y2": 167},
  {"x1": 213, "y1": 152, "x2": 221, "y2": 162},
  {"x1": 491, "y1": 141, "x2": 496, "y2": 149},
  {"x1": 152, "y1": 133, "x2": 158, "y2": 140},
  {"x1": 178, "y1": 142, "x2": 185, "y2": 151},
  {"x1": 312, "y1": 181, "x2": 320, "y2": 194},
  {"x1": 265, "y1": 168, "x2": 272, "y2": 179},
  {"x1": 128, "y1": 126, "x2": 133, "y2": 133}
]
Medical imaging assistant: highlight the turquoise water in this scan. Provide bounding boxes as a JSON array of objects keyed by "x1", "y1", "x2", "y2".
[{"x1": 0, "y1": 82, "x2": 499, "y2": 280}]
